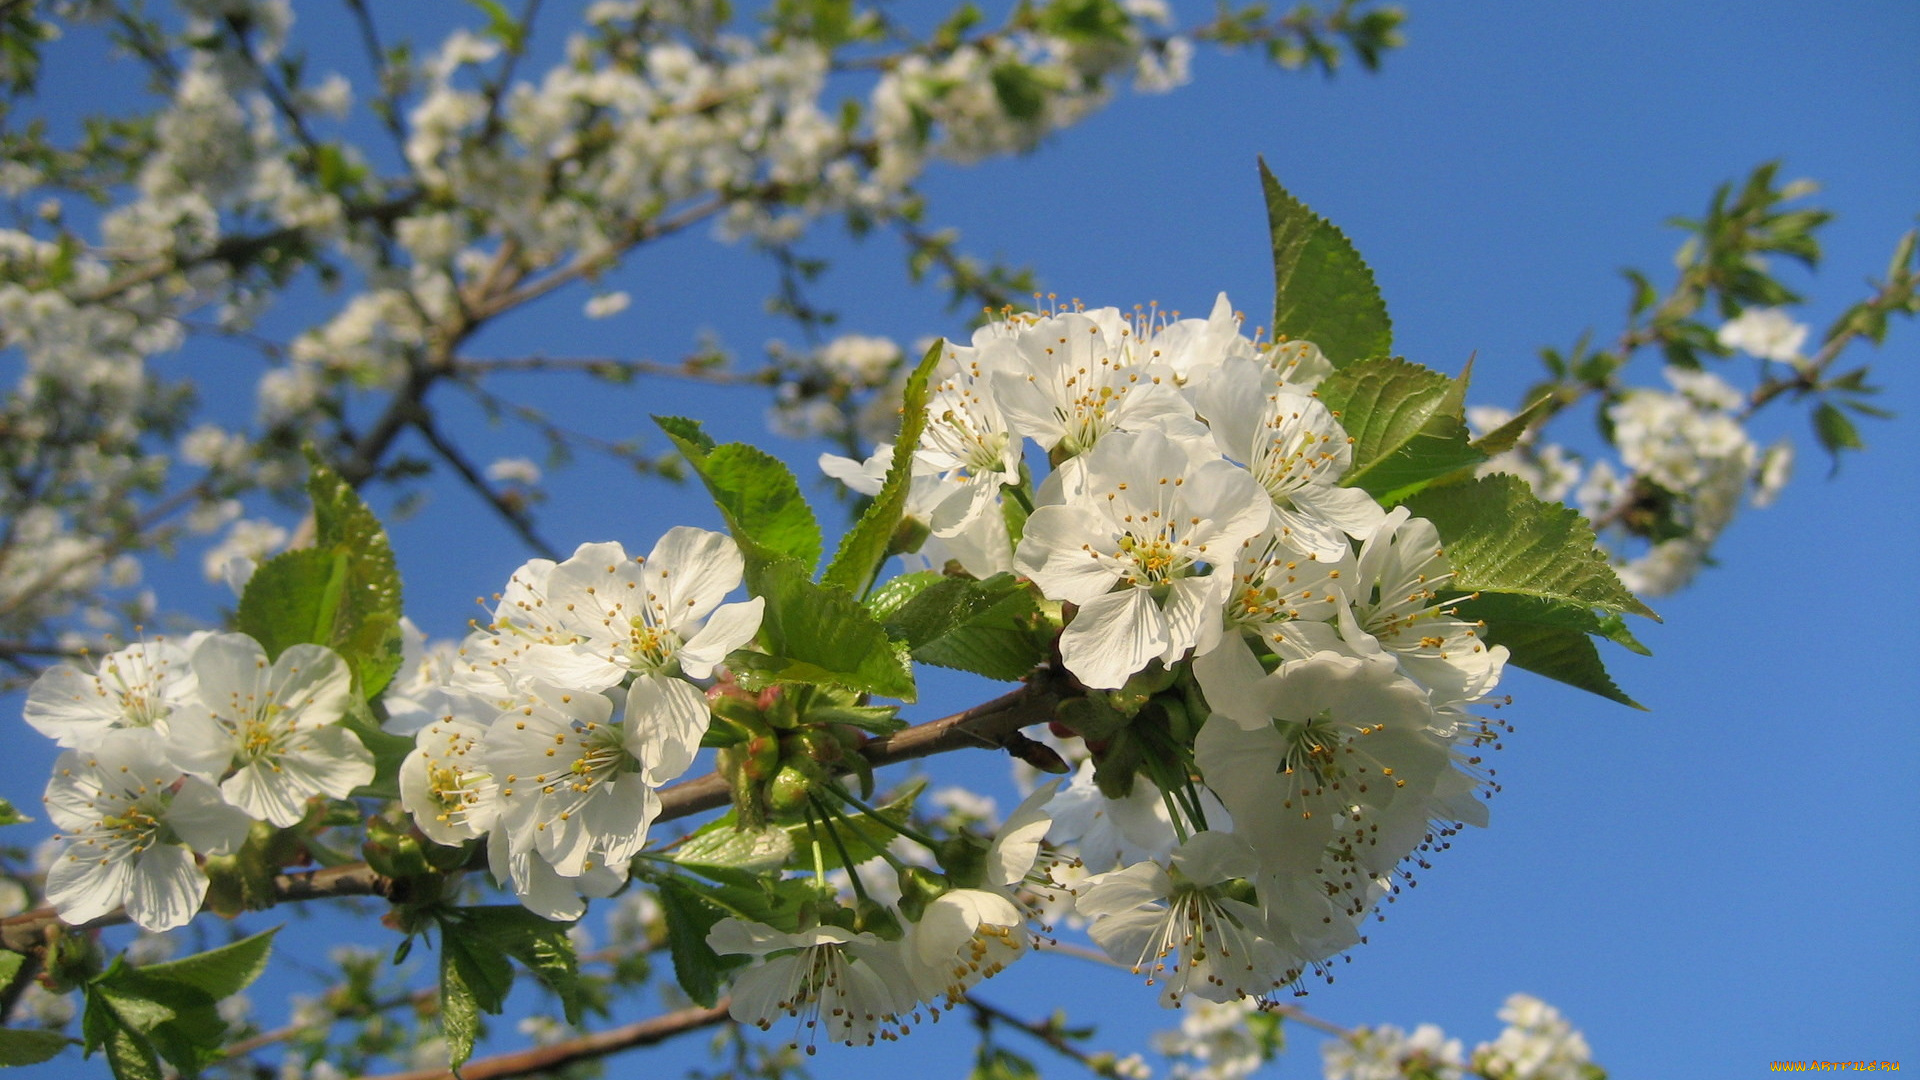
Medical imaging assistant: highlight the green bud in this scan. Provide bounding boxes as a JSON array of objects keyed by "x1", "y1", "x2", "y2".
[
  {"x1": 767, "y1": 763, "x2": 817, "y2": 814},
  {"x1": 854, "y1": 898, "x2": 902, "y2": 939},
  {"x1": 39, "y1": 925, "x2": 102, "y2": 993},
  {"x1": 935, "y1": 835, "x2": 989, "y2": 887},
  {"x1": 895, "y1": 865, "x2": 952, "y2": 923},
  {"x1": 1054, "y1": 693, "x2": 1127, "y2": 742}
]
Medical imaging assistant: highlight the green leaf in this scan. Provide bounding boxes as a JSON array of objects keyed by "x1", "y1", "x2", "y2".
[
  {"x1": 458, "y1": 907, "x2": 586, "y2": 1026},
  {"x1": 673, "y1": 822, "x2": 797, "y2": 874},
  {"x1": 92, "y1": 936, "x2": 270, "y2": 1077},
  {"x1": 656, "y1": 878, "x2": 732, "y2": 1008},
  {"x1": 0, "y1": 798, "x2": 30, "y2": 826},
  {"x1": 1261, "y1": 159, "x2": 1392, "y2": 368},
  {"x1": 1813, "y1": 400, "x2": 1865, "y2": 466},
  {"x1": 439, "y1": 922, "x2": 515, "y2": 1068},
  {"x1": 865, "y1": 571, "x2": 944, "y2": 620},
  {"x1": 655, "y1": 417, "x2": 822, "y2": 581},
  {"x1": 1317, "y1": 357, "x2": 1485, "y2": 503},
  {"x1": 0, "y1": 954, "x2": 18, "y2": 985},
  {"x1": 304, "y1": 452, "x2": 406, "y2": 696},
  {"x1": 233, "y1": 548, "x2": 345, "y2": 661},
  {"x1": 92, "y1": 969, "x2": 227, "y2": 1078},
  {"x1": 0, "y1": 1028, "x2": 73, "y2": 1067},
  {"x1": 876, "y1": 573, "x2": 1047, "y2": 682},
  {"x1": 234, "y1": 454, "x2": 406, "y2": 698},
  {"x1": 737, "y1": 559, "x2": 916, "y2": 700},
  {"x1": 1456, "y1": 593, "x2": 1646, "y2": 708},
  {"x1": 133, "y1": 928, "x2": 277, "y2": 1001},
  {"x1": 100, "y1": 1024, "x2": 160, "y2": 1080},
  {"x1": 822, "y1": 340, "x2": 944, "y2": 595},
  {"x1": 1469, "y1": 391, "x2": 1559, "y2": 458},
  {"x1": 1403, "y1": 475, "x2": 1658, "y2": 621}
]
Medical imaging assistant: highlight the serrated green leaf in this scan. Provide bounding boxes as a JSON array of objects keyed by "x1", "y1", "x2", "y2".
[
  {"x1": 877, "y1": 573, "x2": 1047, "y2": 681},
  {"x1": 1483, "y1": 619, "x2": 1640, "y2": 709},
  {"x1": 865, "y1": 571, "x2": 944, "y2": 620},
  {"x1": 1455, "y1": 593, "x2": 1646, "y2": 708},
  {"x1": 1262, "y1": 159, "x2": 1392, "y2": 368},
  {"x1": 674, "y1": 823, "x2": 797, "y2": 874},
  {"x1": 655, "y1": 417, "x2": 822, "y2": 581},
  {"x1": 0, "y1": 797, "x2": 30, "y2": 826},
  {"x1": 1318, "y1": 356, "x2": 1484, "y2": 502},
  {"x1": 1403, "y1": 475, "x2": 1658, "y2": 621},
  {"x1": 439, "y1": 922, "x2": 514, "y2": 1068},
  {"x1": 742, "y1": 559, "x2": 916, "y2": 700},
  {"x1": 133, "y1": 928, "x2": 277, "y2": 1001},
  {"x1": 304, "y1": 453, "x2": 406, "y2": 696},
  {"x1": 459, "y1": 907, "x2": 585, "y2": 1026},
  {"x1": 656, "y1": 878, "x2": 731, "y2": 1008},
  {"x1": 233, "y1": 547, "x2": 345, "y2": 661},
  {"x1": 1469, "y1": 391, "x2": 1559, "y2": 458},
  {"x1": 0, "y1": 1028, "x2": 73, "y2": 1066},
  {"x1": 236, "y1": 456, "x2": 405, "y2": 699},
  {"x1": 100, "y1": 1023, "x2": 160, "y2": 1080},
  {"x1": 92, "y1": 954, "x2": 234, "y2": 1078},
  {"x1": 823, "y1": 341, "x2": 944, "y2": 595}
]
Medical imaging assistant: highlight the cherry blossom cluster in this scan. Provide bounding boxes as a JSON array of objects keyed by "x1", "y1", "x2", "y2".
[
  {"x1": 386, "y1": 527, "x2": 765, "y2": 920},
  {"x1": 817, "y1": 297, "x2": 1511, "y2": 1009},
  {"x1": 27, "y1": 633, "x2": 372, "y2": 932},
  {"x1": 1321, "y1": 993, "x2": 1600, "y2": 1080}
]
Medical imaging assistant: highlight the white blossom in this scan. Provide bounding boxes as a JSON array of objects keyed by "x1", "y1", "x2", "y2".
[{"x1": 41, "y1": 731, "x2": 251, "y2": 932}]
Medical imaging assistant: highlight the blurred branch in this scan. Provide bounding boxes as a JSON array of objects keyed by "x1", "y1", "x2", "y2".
[
  {"x1": 454, "y1": 354, "x2": 774, "y2": 387},
  {"x1": 360, "y1": 1001, "x2": 731, "y2": 1080},
  {"x1": 408, "y1": 407, "x2": 560, "y2": 561}
]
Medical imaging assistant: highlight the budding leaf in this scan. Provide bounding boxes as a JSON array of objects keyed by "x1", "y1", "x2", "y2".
[
  {"x1": 0, "y1": 797, "x2": 30, "y2": 825},
  {"x1": 1262, "y1": 159, "x2": 1393, "y2": 368},
  {"x1": 1318, "y1": 356, "x2": 1484, "y2": 503},
  {"x1": 674, "y1": 822, "x2": 797, "y2": 874},
  {"x1": 823, "y1": 339, "x2": 944, "y2": 595},
  {"x1": 1403, "y1": 475, "x2": 1658, "y2": 621},
  {"x1": 439, "y1": 921, "x2": 515, "y2": 1068}
]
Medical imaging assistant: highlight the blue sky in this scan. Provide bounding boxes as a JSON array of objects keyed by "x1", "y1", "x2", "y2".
[{"x1": 5, "y1": 2, "x2": 1916, "y2": 1076}]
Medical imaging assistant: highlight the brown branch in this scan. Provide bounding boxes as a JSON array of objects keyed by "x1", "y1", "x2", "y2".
[
  {"x1": 454, "y1": 355, "x2": 774, "y2": 387},
  {"x1": 356, "y1": 1001, "x2": 731, "y2": 1080},
  {"x1": 0, "y1": 677, "x2": 1063, "y2": 951},
  {"x1": 408, "y1": 409, "x2": 561, "y2": 561}
]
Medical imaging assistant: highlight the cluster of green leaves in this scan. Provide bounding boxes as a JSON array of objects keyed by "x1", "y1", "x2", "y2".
[
  {"x1": 1261, "y1": 163, "x2": 1657, "y2": 707},
  {"x1": 62, "y1": 930, "x2": 277, "y2": 1080},
  {"x1": 1535, "y1": 163, "x2": 1914, "y2": 475},
  {"x1": 435, "y1": 905, "x2": 586, "y2": 1067},
  {"x1": 659, "y1": 335, "x2": 1056, "y2": 704}
]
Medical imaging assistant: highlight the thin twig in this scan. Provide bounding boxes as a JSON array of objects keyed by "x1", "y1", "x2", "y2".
[
  {"x1": 357, "y1": 1002, "x2": 731, "y2": 1080},
  {"x1": 409, "y1": 409, "x2": 561, "y2": 560}
]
